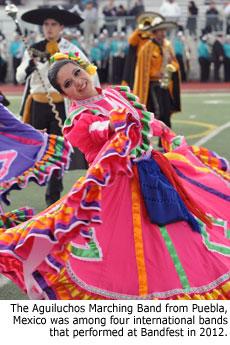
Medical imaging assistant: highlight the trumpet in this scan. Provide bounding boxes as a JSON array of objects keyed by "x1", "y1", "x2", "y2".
[{"x1": 160, "y1": 39, "x2": 176, "y2": 89}]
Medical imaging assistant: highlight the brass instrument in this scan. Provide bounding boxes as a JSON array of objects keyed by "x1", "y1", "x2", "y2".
[
  {"x1": 137, "y1": 12, "x2": 164, "y2": 30},
  {"x1": 160, "y1": 39, "x2": 176, "y2": 89},
  {"x1": 138, "y1": 17, "x2": 152, "y2": 30},
  {"x1": 184, "y1": 44, "x2": 191, "y2": 76}
]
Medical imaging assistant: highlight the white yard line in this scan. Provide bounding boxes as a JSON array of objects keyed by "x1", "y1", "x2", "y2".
[
  {"x1": 194, "y1": 122, "x2": 230, "y2": 146},
  {"x1": 182, "y1": 93, "x2": 230, "y2": 97}
]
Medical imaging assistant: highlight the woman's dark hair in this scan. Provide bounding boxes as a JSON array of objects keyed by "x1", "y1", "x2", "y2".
[
  {"x1": 189, "y1": 1, "x2": 198, "y2": 13},
  {"x1": 48, "y1": 59, "x2": 80, "y2": 94}
]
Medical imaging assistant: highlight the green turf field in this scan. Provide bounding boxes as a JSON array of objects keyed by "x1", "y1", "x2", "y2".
[{"x1": 0, "y1": 92, "x2": 230, "y2": 300}]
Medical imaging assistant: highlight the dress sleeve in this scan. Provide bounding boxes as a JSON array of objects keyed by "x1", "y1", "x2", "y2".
[
  {"x1": 113, "y1": 85, "x2": 164, "y2": 138},
  {"x1": 110, "y1": 86, "x2": 167, "y2": 157},
  {"x1": 151, "y1": 118, "x2": 164, "y2": 137},
  {"x1": 63, "y1": 107, "x2": 111, "y2": 159}
]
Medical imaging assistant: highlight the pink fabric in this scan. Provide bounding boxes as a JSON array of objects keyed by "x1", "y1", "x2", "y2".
[
  {"x1": 61, "y1": 87, "x2": 230, "y2": 298},
  {"x1": 1, "y1": 86, "x2": 230, "y2": 300},
  {"x1": 65, "y1": 86, "x2": 163, "y2": 163},
  {"x1": 67, "y1": 155, "x2": 230, "y2": 297},
  {"x1": 64, "y1": 110, "x2": 111, "y2": 163}
]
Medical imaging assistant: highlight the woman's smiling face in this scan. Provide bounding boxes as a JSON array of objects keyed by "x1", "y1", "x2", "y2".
[{"x1": 57, "y1": 63, "x2": 98, "y2": 100}]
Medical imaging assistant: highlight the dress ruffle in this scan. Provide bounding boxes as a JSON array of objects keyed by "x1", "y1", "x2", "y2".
[
  {"x1": 115, "y1": 86, "x2": 155, "y2": 158},
  {"x1": 0, "y1": 207, "x2": 36, "y2": 229},
  {"x1": 0, "y1": 109, "x2": 141, "y2": 298},
  {"x1": 30, "y1": 268, "x2": 230, "y2": 300},
  {"x1": 0, "y1": 90, "x2": 230, "y2": 300},
  {"x1": 161, "y1": 133, "x2": 230, "y2": 180},
  {"x1": 189, "y1": 145, "x2": 230, "y2": 182},
  {"x1": 0, "y1": 134, "x2": 72, "y2": 206}
]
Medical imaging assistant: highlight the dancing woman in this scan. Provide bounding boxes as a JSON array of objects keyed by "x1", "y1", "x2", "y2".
[{"x1": 0, "y1": 52, "x2": 230, "y2": 300}]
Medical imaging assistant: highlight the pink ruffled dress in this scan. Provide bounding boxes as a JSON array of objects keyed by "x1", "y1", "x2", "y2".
[{"x1": 0, "y1": 86, "x2": 230, "y2": 300}]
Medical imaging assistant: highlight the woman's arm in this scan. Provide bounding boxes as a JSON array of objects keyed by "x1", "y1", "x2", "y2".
[{"x1": 63, "y1": 110, "x2": 113, "y2": 159}]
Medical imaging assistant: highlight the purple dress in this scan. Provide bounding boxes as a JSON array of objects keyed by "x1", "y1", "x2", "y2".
[{"x1": 0, "y1": 101, "x2": 72, "y2": 227}]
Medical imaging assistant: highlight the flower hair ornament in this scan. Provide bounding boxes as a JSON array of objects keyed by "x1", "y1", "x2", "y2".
[{"x1": 50, "y1": 51, "x2": 97, "y2": 77}]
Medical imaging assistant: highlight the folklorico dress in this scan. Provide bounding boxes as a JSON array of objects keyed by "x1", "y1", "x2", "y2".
[
  {"x1": 0, "y1": 102, "x2": 71, "y2": 228},
  {"x1": 0, "y1": 86, "x2": 230, "y2": 300}
]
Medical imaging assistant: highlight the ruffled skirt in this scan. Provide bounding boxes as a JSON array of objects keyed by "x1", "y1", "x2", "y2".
[{"x1": 0, "y1": 125, "x2": 230, "y2": 300}]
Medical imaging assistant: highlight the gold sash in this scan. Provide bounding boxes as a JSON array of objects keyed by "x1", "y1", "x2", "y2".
[{"x1": 22, "y1": 92, "x2": 64, "y2": 124}]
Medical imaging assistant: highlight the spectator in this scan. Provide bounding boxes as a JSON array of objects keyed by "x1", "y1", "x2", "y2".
[
  {"x1": 90, "y1": 37, "x2": 102, "y2": 69},
  {"x1": 186, "y1": 1, "x2": 199, "y2": 39},
  {"x1": 83, "y1": 1, "x2": 98, "y2": 49},
  {"x1": 70, "y1": 29, "x2": 82, "y2": 48},
  {"x1": 117, "y1": 5, "x2": 128, "y2": 27},
  {"x1": 205, "y1": 1, "x2": 220, "y2": 32},
  {"x1": 27, "y1": 31, "x2": 37, "y2": 46},
  {"x1": 128, "y1": 1, "x2": 145, "y2": 30},
  {"x1": 102, "y1": 0, "x2": 117, "y2": 37},
  {"x1": 174, "y1": 31, "x2": 187, "y2": 82},
  {"x1": 159, "y1": 0, "x2": 182, "y2": 22},
  {"x1": 76, "y1": 0, "x2": 93, "y2": 10},
  {"x1": 198, "y1": 34, "x2": 211, "y2": 82},
  {"x1": 223, "y1": 1, "x2": 230, "y2": 16},
  {"x1": 117, "y1": 5, "x2": 128, "y2": 17},
  {"x1": 110, "y1": 31, "x2": 128, "y2": 84},
  {"x1": 77, "y1": 34, "x2": 89, "y2": 57},
  {"x1": 129, "y1": 0, "x2": 145, "y2": 16},
  {"x1": 223, "y1": 34, "x2": 230, "y2": 81},
  {"x1": 98, "y1": 28, "x2": 111, "y2": 83},
  {"x1": 103, "y1": 0, "x2": 117, "y2": 15},
  {"x1": 9, "y1": 32, "x2": 24, "y2": 85},
  {"x1": 159, "y1": 0, "x2": 181, "y2": 40},
  {"x1": 211, "y1": 33, "x2": 225, "y2": 82},
  {"x1": 110, "y1": 31, "x2": 121, "y2": 83},
  {"x1": 220, "y1": 1, "x2": 230, "y2": 18},
  {"x1": 119, "y1": 30, "x2": 129, "y2": 71},
  {"x1": 220, "y1": 1, "x2": 230, "y2": 33},
  {"x1": 64, "y1": 28, "x2": 88, "y2": 58}
]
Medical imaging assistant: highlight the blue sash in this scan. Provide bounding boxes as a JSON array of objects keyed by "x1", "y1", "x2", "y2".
[{"x1": 136, "y1": 158, "x2": 201, "y2": 233}]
